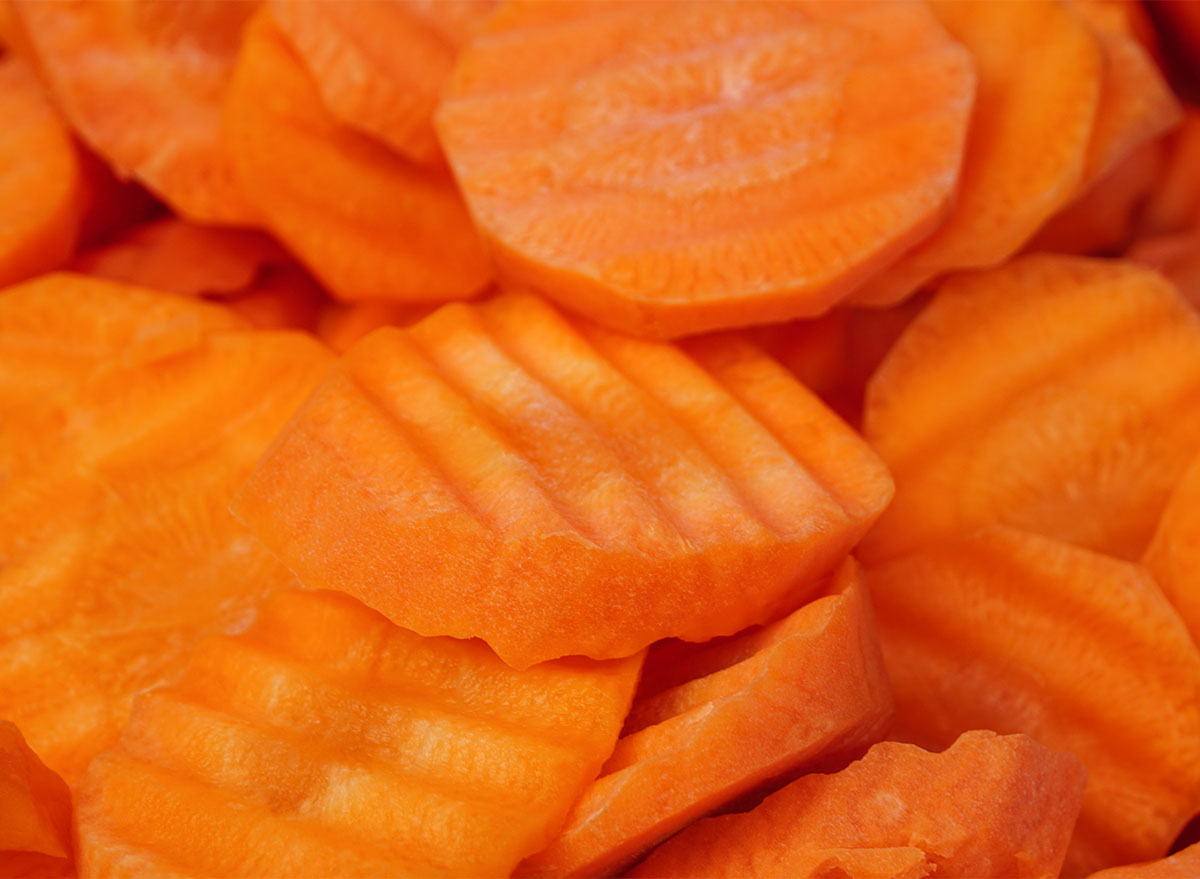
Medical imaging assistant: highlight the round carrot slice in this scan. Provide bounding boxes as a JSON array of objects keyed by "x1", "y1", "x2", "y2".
[
  {"x1": 10, "y1": 0, "x2": 258, "y2": 225},
  {"x1": 436, "y1": 0, "x2": 975, "y2": 338},
  {"x1": 0, "y1": 721, "x2": 73, "y2": 879}
]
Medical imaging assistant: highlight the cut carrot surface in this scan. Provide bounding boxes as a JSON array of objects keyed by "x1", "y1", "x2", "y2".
[
  {"x1": 1138, "y1": 108, "x2": 1200, "y2": 237},
  {"x1": 76, "y1": 588, "x2": 643, "y2": 878},
  {"x1": 315, "y1": 301, "x2": 438, "y2": 354},
  {"x1": 630, "y1": 730, "x2": 1087, "y2": 879},
  {"x1": 0, "y1": 56, "x2": 88, "y2": 290},
  {"x1": 1127, "y1": 231, "x2": 1200, "y2": 310},
  {"x1": 11, "y1": 0, "x2": 258, "y2": 225},
  {"x1": 270, "y1": 0, "x2": 495, "y2": 166},
  {"x1": 1144, "y1": 451, "x2": 1200, "y2": 648},
  {"x1": 849, "y1": 0, "x2": 1101, "y2": 308},
  {"x1": 868, "y1": 526, "x2": 1200, "y2": 876},
  {"x1": 224, "y1": 11, "x2": 491, "y2": 304},
  {"x1": 224, "y1": 264, "x2": 325, "y2": 332},
  {"x1": 436, "y1": 0, "x2": 976, "y2": 338},
  {"x1": 1088, "y1": 842, "x2": 1200, "y2": 878},
  {"x1": 0, "y1": 721, "x2": 72, "y2": 879},
  {"x1": 233, "y1": 291, "x2": 893, "y2": 667},
  {"x1": 861, "y1": 254, "x2": 1200, "y2": 564},
  {"x1": 519, "y1": 559, "x2": 892, "y2": 878}
]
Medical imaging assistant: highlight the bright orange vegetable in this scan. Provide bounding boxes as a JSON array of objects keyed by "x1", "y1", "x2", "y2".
[
  {"x1": 223, "y1": 264, "x2": 325, "y2": 332},
  {"x1": 1088, "y1": 842, "x2": 1200, "y2": 878},
  {"x1": 1127, "y1": 231, "x2": 1200, "y2": 310},
  {"x1": 1144, "y1": 450, "x2": 1200, "y2": 648},
  {"x1": 315, "y1": 301, "x2": 437, "y2": 354},
  {"x1": 0, "y1": 721, "x2": 72, "y2": 878},
  {"x1": 1138, "y1": 108, "x2": 1200, "y2": 238}
]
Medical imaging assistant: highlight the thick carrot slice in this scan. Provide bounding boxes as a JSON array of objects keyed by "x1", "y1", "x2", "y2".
[
  {"x1": 0, "y1": 320, "x2": 330, "y2": 785},
  {"x1": 270, "y1": 0, "x2": 495, "y2": 166},
  {"x1": 1089, "y1": 842, "x2": 1200, "y2": 878},
  {"x1": 10, "y1": 0, "x2": 258, "y2": 225},
  {"x1": 1144, "y1": 451, "x2": 1200, "y2": 648},
  {"x1": 435, "y1": 0, "x2": 975, "y2": 338},
  {"x1": 630, "y1": 730, "x2": 1086, "y2": 879},
  {"x1": 518, "y1": 559, "x2": 892, "y2": 878},
  {"x1": 0, "y1": 721, "x2": 72, "y2": 879},
  {"x1": 76, "y1": 587, "x2": 642, "y2": 878},
  {"x1": 1139, "y1": 108, "x2": 1200, "y2": 237},
  {"x1": 234, "y1": 291, "x2": 892, "y2": 667},
  {"x1": 868, "y1": 526, "x2": 1200, "y2": 875},
  {"x1": 849, "y1": 0, "x2": 1102, "y2": 308},
  {"x1": 860, "y1": 254, "x2": 1200, "y2": 564},
  {"x1": 74, "y1": 147, "x2": 162, "y2": 252},
  {"x1": 0, "y1": 56, "x2": 88, "y2": 289},
  {"x1": 224, "y1": 264, "x2": 325, "y2": 332},
  {"x1": 315, "y1": 301, "x2": 438, "y2": 354},
  {"x1": 1127, "y1": 231, "x2": 1200, "y2": 310},
  {"x1": 224, "y1": 10, "x2": 491, "y2": 304}
]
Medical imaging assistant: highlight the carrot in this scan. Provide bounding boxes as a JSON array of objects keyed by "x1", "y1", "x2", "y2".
[
  {"x1": 223, "y1": 264, "x2": 325, "y2": 332},
  {"x1": 849, "y1": 0, "x2": 1102, "y2": 308},
  {"x1": 224, "y1": 10, "x2": 491, "y2": 304},
  {"x1": 315, "y1": 301, "x2": 438, "y2": 354},
  {"x1": 10, "y1": 0, "x2": 258, "y2": 225},
  {"x1": 629, "y1": 730, "x2": 1087, "y2": 879},
  {"x1": 0, "y1": 721, "x2": 73, "y2": 879},
  {"x1": 74, "y1": 147, "x2": 162, "y2": 252},
  {"x1": 867, "y1": 526, "x2": 1200, "y2": 876},
  {"x1": 860, "y1": 254, "x2": 1200, "y2": 564},
  {"x1": 1144, "y1": 451, "x2": 1200, "y2": 648},
  {"x1": 270, "y1": 0, "x2": 495, "y2": 166},
  {"x1": 1127, "y1": 231, "x2": 1200, "y2": 311},
  {"x1": 1138, "y1": 108, "x2": 1200, "y2": 237},
  {"x1": 75, "y1": 588, "x2": 643, "y2": 878},
  {"x1": 435, "y1": 0, "x2": 976, "y2": 338},
  {"x1": 518, "y1": 559, "x2": 892, "y2": 878},
  {"x1": 1088, "y1": 842, "x2": 1200, "y2": 878},
  {"x1": 232, "y1": 291, "x2": 893, "y2": 667},
  {"x1": 0, "y1": 56, "x2": 88, "y2": 289}
]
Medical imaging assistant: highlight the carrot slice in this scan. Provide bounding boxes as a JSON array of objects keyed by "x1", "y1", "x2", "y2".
[
  {"x1": 0, "y1": 56, "x2": 87, "y2": 289},
  {"x1": 224, "y1": 264, "x2": 325, "y2": 332},
  {"x1": 233, "y1": 290, "x2": 893, "y2": 667},
  {"x1": 849, "y1": 0, "x2": 1102, "y2": 308},
  {"x1": 630, "y1": 730, "x2": 1086, "y2": 879},
  {"x1": 1089, "y1": 842, "x2": 1200, "y2": 878},
  {"x1": 860, "y1": 254, "x2": 1200, "y2": 564},
  {"x1": 1144, "y1": 451, "x2": 1200, "y2": 648},
  {"x1": 868, "y1": 526, "x2": 1200, "y2": 876},
  {"x1": 76, "y1": 587, "x2": 642, "y2": 878},
  {"x1": 270, "y1": 0, "x2": 495, "y2": 166},
  {"x1": 435, "y1": 0, "x2": 975, "y2": 338},
  {"x1": 315, "y1": 301, "x2": 438, "y2": 354},
  {"x1": 1127, "y1": 231, "x2": 1200, "y2": 310},
  {"x1": 10, "y1": 0, "x2": 258, "y2": 225},
  {"x1": 518, "y1": 559, "x2": 892, "y2": 878},
  {"x1": 0, "y1": 721, "x2": 72, "y2": 879},
  {"x1": 1139, "y1": 108, "x2": 1200, "y2": 237},
  {"x1": 0, "y1": 318, "x2": 330, "y2": 785},
  {"x1": 224, "y1": 10, "x2": 491, "y2": 304}
]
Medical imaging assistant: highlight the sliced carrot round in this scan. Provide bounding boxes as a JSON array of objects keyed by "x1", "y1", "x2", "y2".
[
  {"x1": 1144, "y1": 451, "x2": 1200, "y2": 649},
  {"x1": 436, "y1": 0, "x2": 976, "y2": 338},
  {"x1": 0, "y1": 721, "x2": 73, "y2": 879}
]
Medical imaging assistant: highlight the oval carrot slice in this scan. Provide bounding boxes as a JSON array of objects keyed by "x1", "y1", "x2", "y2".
[
  {"x1": 270, "y1": 0, "x2": 495, "y2": 166},
  {"x1": 10, "y1": 0, "x2": 258, "y2": 225},
  {"x1": 0, "y1": 721, "x2": 72, "y2": 879},
  {"x1": 867, "y1": 526, "x2": 1200, "y2": 876},
  {"x1": 224, "y1": 10, "x2": 491, "y2": 304},
  {"x1": 76, "y1": 588, "x2": 642, "y2": 878},
  {"x1": 850, "y1": 0, "x2": 1102, "y2": 308},
  {"x1": 518, "y1": 559, "x2": 892, "y2": 878},
  {"x1": 860, "y1": 254, "x2": 1200, "y2": 564},
  {"x1": 1089, "y1": 842, "x2": 1200, "y2": 878},
  {"x1": 0, "y1": 56, "x2": 87, "y2": 289},
  {"x1": 435, "y1": 0, "x2": 975, "y2": 338},
  {"x1": 1144, "y1": 451, "x2": 1200, "y2": 648},
  {"x1": 232, "y1": 291, "x2": 894, "y2": 667},
  {"x1": 630, "y1": 730, "x2": 1086, "y2": 879}
]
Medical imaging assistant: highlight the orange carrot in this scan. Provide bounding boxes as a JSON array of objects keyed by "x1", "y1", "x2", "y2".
[
  {"x1": 1088, "y1": 842, "x2": 1200, "y2": 878},
  {"x1": 224, "y1": 264, "x2": 325, "y2": 332},
  {"x1": 1127, "y1": 231, "x2": 1200, "y2": 311},
  {"x1": 436, "y1": 0, "x2": 976, "y2": 337},
  {"x1": 1144, "y1": 450, "x2": 1200, "y2": 648},
  {"x1": 315, "y1": 301, "x2": 438, "y2": 354},
  {"x1": 0, "y1": 721, "x2": 73, "y2": 879},
  {"x1": 1138, "y1": 108, "x2": 1200, "y2": 237},
  {"x1": 233, "y1": 291, "x2": 893, "y2": 667}
]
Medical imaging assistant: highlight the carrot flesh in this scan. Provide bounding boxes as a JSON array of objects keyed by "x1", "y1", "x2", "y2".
[
  {"x1": 1138, "y1": 108, "x2": 1200, "y2": 237},
  {"x1": 1144, "y1": 451, "x2": 1200, "y2": 648},
  {"x1": 223, "y1": 264, "x2": 325, "y2": 332},
  {"x1": 0, "y1": 721, "x2": 72, "y2": 879},
  {"x1": 1127, "y1": 231, "x2": 1200, "y2": 311},
  {"x1": 1088, "y1": 842, "x2": 1200, "y2": 878},
  {"x1": 315, "y1": 301, "x2": 438, "y2": 354}
]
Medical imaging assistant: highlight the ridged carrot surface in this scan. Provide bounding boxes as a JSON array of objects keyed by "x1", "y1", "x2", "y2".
[
  {"x1": 0, "y1": 315, "x2": 330, "y2": 785},
  {"x1": 0, "y1": 57, "x2": 87, "y2": 290},
  {"x1": 1144, "y1": 451, "x2": 1200, "y2": 648},
  {"x1": 224, "y1": 11, "x2": 491, "y2": 304},
  {"x1": 435, "y1": 0, "x2": 975, "y2": 338},
  {"x1": 233, "y1": 291, "x2": 893, "y2": 667},
  {"x1": 0, "y1": 721, "x2": 72, "y2": 879},
  {"x1": 76, "y1": 588, "x2": 643, "y2": 878},
  {"x1": 1088, "y1": 842, "x2": 1200, "y2": 878},
  {"x1": 519, "y1": 559, "x2": 892, "y2": 878},
  {"x1": 861, "y1": 254, "x2": 1200, "y2": 564},
  {"x1": 849, "y1": 0, "x2": 1101, "y2": 308},
  {"x1": 868, "y1": 526, "x2": 1200, "y2": 876},
  {"x1": 10, "y1": 0, "x2": 258, "y2": 225},
  {"x1": 270, "y1": 0, "x2": 495, "y2": 166},
  {"x1": 630, "y1": 730, "x2": 1087, "y2": 879}
]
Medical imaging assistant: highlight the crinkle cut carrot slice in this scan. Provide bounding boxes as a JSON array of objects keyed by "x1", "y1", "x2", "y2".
[
  {"x1": 0, "y1": 721, "x2": 72, "y2": 879},
  {"x1": 867, "y1": 526, "x2": 1200, "y2": 876},
  {"x1": 0, "y1": 56, "x2": 88, "y2": 289},
  {"x1": 860, "y1": 254, "x2": 1200, "y2": 564},
  {"x1": 76, "y1": 588, "x2": 642, "y2": 878},
  {"x1": 10, "y1": 0, "x2": 258, "y2": 225},
  {"x1": 1088, "y1": 842, "x2": 1200, "y2": 878},
  {"x1": 270, "y1": 0, "x2": 495, "y2": 166},
  {"x1": 0, "y1": 321, "x2": 330, "y2": 785},
  {"x1": 850, "y1": 0, "x2": 1102, "y2": 308},
  {"x1": 518, "y1": 559, "x2": 892, "y2": 878},
  {"x1": 435, "y1": 0, "x2": 975, "y2": 338},
  {"x1": 629, "y1": 730, "x2": 1087, "y2": 879},
  {"x1": 224, "y1": 10, "x2": 491, "y2": 304},
  {"x1": 232, "y1": 291, "x2": 893, "y2": 667},
  {"x1": 1144, "y1": 451, "x2": 1200, "y2": 648}
]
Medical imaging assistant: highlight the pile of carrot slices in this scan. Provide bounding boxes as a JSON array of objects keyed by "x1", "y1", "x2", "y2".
[{"x1": 3, "y1": 1, "x2": 1200, "y2": 877}]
